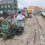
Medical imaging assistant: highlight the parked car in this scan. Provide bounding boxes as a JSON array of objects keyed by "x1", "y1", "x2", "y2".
[
  {"x1": 32, "y1": 10, "x2": 42, "y2": 15},
  {"x1": 41, "y1": 11, "x2": 45, "y2": 16}
]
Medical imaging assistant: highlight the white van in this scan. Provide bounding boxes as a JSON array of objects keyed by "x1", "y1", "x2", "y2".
[{"x1": 41, "y1": 11, "x2": 45, "y2": 16}]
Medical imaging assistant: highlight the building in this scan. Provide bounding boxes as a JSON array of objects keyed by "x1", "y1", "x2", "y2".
[
  {"x1": 27, "y1": 6, "x2": 42, "y2": 14},
  {"x1": 0, "y1": 0, "x2": 18, "y2": 11}
]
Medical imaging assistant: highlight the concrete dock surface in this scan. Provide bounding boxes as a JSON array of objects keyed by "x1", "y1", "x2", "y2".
[{"x1": 0, "y1": 15, "x2": 45, "y2": 45}]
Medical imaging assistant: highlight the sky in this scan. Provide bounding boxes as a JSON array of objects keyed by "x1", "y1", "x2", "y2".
[{"x1": 18, "y1": 0, "x2": 45, "y2": 9}]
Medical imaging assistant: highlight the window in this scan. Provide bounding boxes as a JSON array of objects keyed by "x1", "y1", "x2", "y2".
[
  {"x1": 5, "y1": 5, "x2": 7, "y2": 8},
  {"x1": 1, "y1": 5, "x2": 3, "y2": 8},
  {"x1": 8, "y1": 5, "x2": 10, "y2": 8}
]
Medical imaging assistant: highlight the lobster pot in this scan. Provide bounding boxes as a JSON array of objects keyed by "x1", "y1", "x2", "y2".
[
  {"x1": 1, "y1": 25, "x2": 8, "y2": 33},
  {"x1": 12, "y1": 18, "x2": 25, "y2": 28}
]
